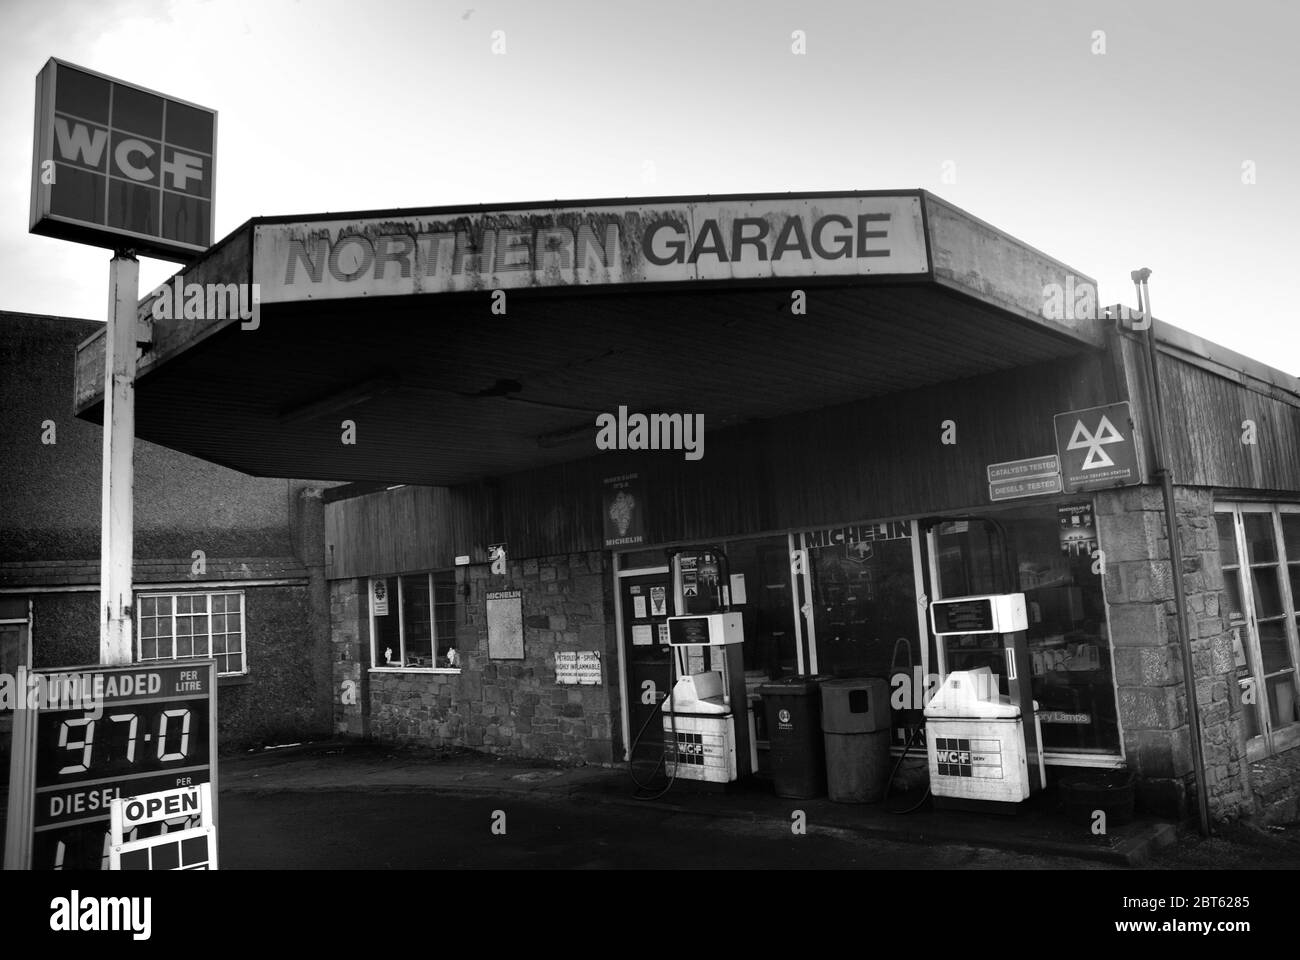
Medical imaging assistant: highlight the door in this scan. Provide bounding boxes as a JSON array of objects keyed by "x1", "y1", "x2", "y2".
[{"x1": 619, "y1": 572, "x2": 674, "y2": 761}]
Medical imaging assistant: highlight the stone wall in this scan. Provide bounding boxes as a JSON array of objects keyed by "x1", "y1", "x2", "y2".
[
  {"x1": 1097, "y1": 485, "x2": 1252, "y2": 821},
  {"x1": 334, "y1": 551, "x2": 620, "y2": 764}
]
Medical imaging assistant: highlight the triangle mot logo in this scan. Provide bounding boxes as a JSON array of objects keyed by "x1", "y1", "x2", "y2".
[
  {"x1": 1053, "y1": 401, "x2": 1140, "y2": 492},
  {"x1": 1066, "y1": 414, "x2": 1125, "y2": 470}
]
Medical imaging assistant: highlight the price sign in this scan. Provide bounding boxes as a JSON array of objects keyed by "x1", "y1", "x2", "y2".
[{"x1": 4, "y1": 660, "x2": 218, "y2": 870}]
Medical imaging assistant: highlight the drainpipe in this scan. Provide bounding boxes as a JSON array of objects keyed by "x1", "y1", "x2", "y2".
[{"x1": 1132, "y1": 268, "x2": 1211, "y2": 837}]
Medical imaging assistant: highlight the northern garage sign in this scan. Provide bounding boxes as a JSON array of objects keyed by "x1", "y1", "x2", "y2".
[{"x1": 253, "y1": 194, "x2": 930, "y2": 303}]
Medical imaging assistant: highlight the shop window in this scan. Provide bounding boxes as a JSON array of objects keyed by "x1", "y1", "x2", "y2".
[
  {"x1": 806, "y1": 524, "x2": 921, "y2": 683},
  {"x1": 137, "y1": 591, "x2": 246, "y2": 676},
  {"x1": 798, "y1": 520, "x2": 924, "y2": 749},
  {"x1": 1215, "y1": 504, "x2": 1300, "y2": 760},
  {"x1": 618, "y1": 548, "x2": 669, "y2": 571},
  {"x1": 930, "y1": 504, "x2": 1120, "y2": 755},
  {"x1": 369, "y1": 571, "x2": 460, "y2": 670}
]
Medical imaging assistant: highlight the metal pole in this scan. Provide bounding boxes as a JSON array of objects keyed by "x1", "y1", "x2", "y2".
[
  {"x1": 1132, "y1": 269, "x2": 1211, "y2": 836},
  {"x1": 100, "y1": 252, "x2": 138, "y2": 666}
]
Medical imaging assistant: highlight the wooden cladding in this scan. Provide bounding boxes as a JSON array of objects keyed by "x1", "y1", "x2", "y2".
[
  {"x1": 1161, "y1": 352, "x2": 1300, "y2": 491},
  {"x1": 325, "y1": 483, "x2": 497, "y2": 580},
  {"x1": 326, "y1": 353, "x2": 1120, "y2": 577}
]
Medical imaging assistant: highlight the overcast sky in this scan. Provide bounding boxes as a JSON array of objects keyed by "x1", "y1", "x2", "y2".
[{"x1": 2, "y1": 0, "x2": 1297, "y2": 374}]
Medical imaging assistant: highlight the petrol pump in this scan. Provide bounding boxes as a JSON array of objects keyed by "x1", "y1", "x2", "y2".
[
  {"x1": 924, "y1": 593, "x2": 1046, "y2": 813},
  {"x1": 658, "y1": 548, "x2": 752, "y2": 785}
]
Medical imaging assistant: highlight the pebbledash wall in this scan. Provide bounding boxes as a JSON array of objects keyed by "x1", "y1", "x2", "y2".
[
  {"x1": 16, "y1": 565, "x2": 329, "y2": 749},
  {"x1": 0, "y1": 312, "x2": 337, "y2": 754},
  {"x1": 333, "y1": 551, "x2": 620, "y2": 764},
  {"x1": 1098, "y1": 486, "x2": 1248, "y2": 822}
]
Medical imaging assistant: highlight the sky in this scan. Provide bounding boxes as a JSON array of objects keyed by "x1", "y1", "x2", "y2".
[{"x1": 1, "y1": 0, "x2": 1297, "y2": 374}]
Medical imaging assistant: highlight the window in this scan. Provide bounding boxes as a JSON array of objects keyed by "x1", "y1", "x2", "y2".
[
  {"x1": 136, "y1": 591, "x2": 246, "y2": 676},
  {"x1": 1, "y1": 597, "x2": 32, "y2": 745},
  {"x1": 369, "y1": 571, "x2": 460, "y2": 670},
  {"x1": 0, "y1": 595, "x2": 30, "y2": 678},
  {"x1": 1216, "y1": 503, "x2": 1300, "y2": 760},
  {"x1": 807, "y1": 524, "x2": 920, "y2": 682},
  {"x1": 929, "y1": 503, "x2": 1120, "y2": 755}
]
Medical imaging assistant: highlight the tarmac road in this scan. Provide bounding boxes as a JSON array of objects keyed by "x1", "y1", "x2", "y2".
[{"x1": 218, "y1": 789, "x2": 1115, "y2": 869}]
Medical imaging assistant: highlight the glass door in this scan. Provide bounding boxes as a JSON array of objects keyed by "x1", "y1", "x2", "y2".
[{"x1": 617, "y1": 569, "x2": 674, "y2": 762}]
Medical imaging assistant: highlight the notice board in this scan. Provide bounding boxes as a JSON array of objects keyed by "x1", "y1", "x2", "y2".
[
  {"x1": 555, "y1": 651, "x2": 602, "y2": 685},
  {"x1": 486, "y1": 590, "x2": 523, "y2": 660}
]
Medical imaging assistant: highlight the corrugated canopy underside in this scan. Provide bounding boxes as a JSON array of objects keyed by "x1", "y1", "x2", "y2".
[{"x1": 76, "y1": 280, "x2": 1091, "y2": 485}]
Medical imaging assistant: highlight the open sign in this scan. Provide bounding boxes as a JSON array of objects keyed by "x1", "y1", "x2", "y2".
[{"x1": 118, "y1": 786, "x2": 204, "y2": 829}]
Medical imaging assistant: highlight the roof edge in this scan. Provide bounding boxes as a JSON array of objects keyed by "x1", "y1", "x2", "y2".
[{"x1": 1154, "y1": 317, "x2": 1300, "y2": 399}]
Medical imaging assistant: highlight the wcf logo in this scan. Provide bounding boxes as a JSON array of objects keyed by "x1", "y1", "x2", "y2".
[
  {"x1": 31, "y1": 59, "x2": 216, "y2": 259},
  {"x1": 54, "y1": 117, "x2": 206, "y2": 191}
]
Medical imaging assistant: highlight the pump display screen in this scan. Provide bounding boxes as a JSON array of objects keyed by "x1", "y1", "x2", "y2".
[
  {"x1": 931, "y1": 598, "x2": 995, "y2": 635},
  {"x1": 667, "y1": 617, "x2": 714, "y2": 646}
]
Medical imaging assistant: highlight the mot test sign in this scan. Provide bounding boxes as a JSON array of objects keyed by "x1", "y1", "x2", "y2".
[
  {"x1": 3, "y1": 660, "x2": 217, "y2": 870},
  {"x1": 1053, "y1": 402, "x2": 1141, "y2": 492},
  {"x1": 29, "y1": 58, "x2": 216, "y2": 261}
]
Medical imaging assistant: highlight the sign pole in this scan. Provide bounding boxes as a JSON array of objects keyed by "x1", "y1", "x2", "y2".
[{"x1": 100, "y1": 251, "x2": 138, "y2": 666}]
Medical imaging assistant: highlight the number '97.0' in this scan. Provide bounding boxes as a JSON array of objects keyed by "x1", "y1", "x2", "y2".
[{"x1": 56, "y1": 709, "x2": 192, "y2": 774}]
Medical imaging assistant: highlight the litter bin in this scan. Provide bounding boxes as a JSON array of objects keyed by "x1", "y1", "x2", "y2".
[
  {"x1": 821, "y1": 677, "x2": 892, "y2": 803},
  {"x1": 758, "y1": 675, "x2": 830, "y2": 798}
]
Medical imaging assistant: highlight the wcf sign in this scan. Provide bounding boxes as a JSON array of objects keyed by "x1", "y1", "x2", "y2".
[{"x1": 29, "y1": 58, "x2": 216, "y2": 261}]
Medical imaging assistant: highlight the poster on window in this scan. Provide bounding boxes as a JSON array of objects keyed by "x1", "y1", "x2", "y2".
[
  {"x1": 603, "y1": 473, "x2": 646, "y2": 548},
  {"x1": 1057, "y1": 503, "x2": 1097, "y2": 558},
  {"x1": 372, "y1": 580, "x2": 389, "y2": 616},
  {"x1": 680, "y1": 554, "x2": 698, "y2": 598},
  {"x1": 650, "y1": 585, "x2": 667, "y2": 617}
]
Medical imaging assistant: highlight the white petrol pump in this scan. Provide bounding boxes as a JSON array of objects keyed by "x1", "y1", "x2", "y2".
[
  {"x1": 658, "y1": 548, "x2": 752, "y2": 785},
  {"x1": 661, "y1": 613, "x2": 750, "y2": 783},
  {"x1": 925, "y1": 593, "x2": 1047, "y2": 812}
]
